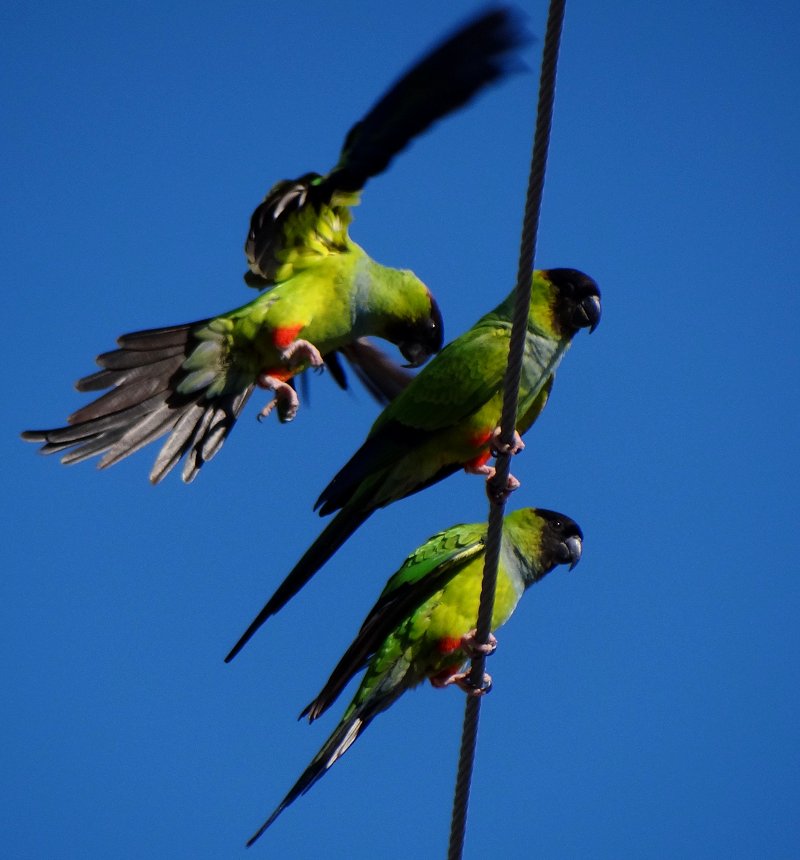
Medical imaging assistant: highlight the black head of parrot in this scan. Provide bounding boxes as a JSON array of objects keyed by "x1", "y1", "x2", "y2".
[
  {"x1": 546, "y1": 268, "x2": 602, "y2": 335},
  {"x1": 537, "y1": 509, "x2": 584, "y2": 572},
  {"x1": 389, "y1": 291, "x2": 444, "y2": 368}
]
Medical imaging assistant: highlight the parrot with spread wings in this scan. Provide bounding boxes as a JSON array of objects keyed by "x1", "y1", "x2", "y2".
[{"x1": 23, "y1": 8, "x2": 527, "y2": 484}]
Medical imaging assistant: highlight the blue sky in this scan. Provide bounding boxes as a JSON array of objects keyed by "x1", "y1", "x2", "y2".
[{"x1": 3, "y1": 2, "x2": 799, "y2": 857}]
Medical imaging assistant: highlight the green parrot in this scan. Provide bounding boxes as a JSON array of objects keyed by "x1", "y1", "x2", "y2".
[
  {"x1": 244, "y1": 506, "x2": 583, "y2": 845},
  {"x1": 225, "y1": 268, "x2": 600, "y2": 661},
  {"x1": 21, "y1": 8, "x2": 526, "y2": 484}
]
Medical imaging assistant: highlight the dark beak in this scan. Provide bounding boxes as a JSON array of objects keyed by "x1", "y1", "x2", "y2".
[
  {"x1": 400, "y1": 298, "x2": 444, "y2": 367},
  {"x1": 563, "y1": 535, "x2": 583, "y2": 570},
  {"x1": 574, "y1": 294, "x2": 601, "y2": 333},
  {"x1": 400, "y1": 343, "x2": 430, "y2": 368}
]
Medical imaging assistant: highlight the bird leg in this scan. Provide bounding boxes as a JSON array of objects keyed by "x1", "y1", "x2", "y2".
[
  {"x1": 429, "y1": 630, "x2": 497, "y2": 696},
  {"x1": 485, "y1": 471, "x2": 521, "y2": 505},
  {"x1": 465, "y1": 459, "x2": 520, "y2": 504},
  {"x1": 256, "y1": 374, "x2": 300, "y2": 423},
  {"x1": 431, "y1": 669, "x2": 493, "y2": 697},
  {"x1": 464, "y1": 458, "x2": 494, "y2": 478},
  {"x1": 280, "y1": 339, "x2": 324, "y2": 372},
  {"x1": 255, "y1": 339, "x2": 324, "y2": 423},
  {"x1": 460, "y1": 629, "x2": 497, "y2": 658},
  {"x1": 490, "y1": 427, "x2": 525, "y2": 457},
  {"x1": 464, "y1": 427, "x2": 522, "y2": 504}
]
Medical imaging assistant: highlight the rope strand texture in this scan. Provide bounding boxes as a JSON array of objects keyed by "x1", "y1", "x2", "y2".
[{"x1": 446, "y1": 2, "x2": 567, "y2": 857}]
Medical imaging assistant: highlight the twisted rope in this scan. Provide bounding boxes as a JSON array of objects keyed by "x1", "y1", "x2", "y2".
[{"x1": 446, "y1": 2, "x2": 567, "y2": 857}]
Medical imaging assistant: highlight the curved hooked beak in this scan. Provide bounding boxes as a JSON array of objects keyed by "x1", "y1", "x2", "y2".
[
  {"x1": 400, "y1": 296, "x2": 444, "y2": 368},
  {"x1": 564, "y1": 534, "x2": 583, "y2": 570},
  {"x1": 574, "y1": 294, "x2": 602, "y2": 333},
  {"x1": 400, "y1": 342, "x2": 433, "y2": 368}
]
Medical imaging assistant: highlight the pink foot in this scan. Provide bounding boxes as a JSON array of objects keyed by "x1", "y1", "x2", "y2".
[
  {"x1": 465, "y1": 461, "x2": 495, "y2": 478},
  {"x1": 433, "y1": 670, "x2": 493, "y2": 697},
  {"x1": 463, "y1": 461, "x2": 520, "y2": 504},
  {"x1": 281, "y1": 338, "x2": 323, "y2": 371},
  {"x1": 256, "y1": 374, "x2": 300, "y2": 423},
  {"x1": 486, "y1": 471, "x2": 520, "y2": 505},
  {"x1": 460, "y1": 629, "x2": 498, "y2": 658},
  {"x1": 490, "y1": 427, "x2": 525, "y2": 457},
  {"x1": 464, "y1": 463, "x2": 495, "y2": 481}
]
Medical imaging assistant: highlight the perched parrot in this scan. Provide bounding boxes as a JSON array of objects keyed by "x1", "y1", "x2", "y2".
[
  {"x1": 225, "y1": 268, "x2": 600, "y2": 661},
  {"x1": 244, "y1": 506, "x2": 584, "y2": 845},
  {"x1": 21, "y1": 8, "x2": 527, "y2": 484}
]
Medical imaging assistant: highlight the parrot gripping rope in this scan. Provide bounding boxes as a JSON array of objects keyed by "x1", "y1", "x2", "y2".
[{"x1": 446, "y1": 2, "x2": 568, "y2": 858}]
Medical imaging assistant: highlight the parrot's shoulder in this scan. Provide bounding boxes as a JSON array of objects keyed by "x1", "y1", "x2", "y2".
[
  {"x1": 382, "y1": 523, "x2": 487, "y2": 596},
  {"x1": 244, "y1": 174, "x2": 360, "y2": 287},
  {"x1": 345, "y1": 525, "x2": 485, "y2": 667}
]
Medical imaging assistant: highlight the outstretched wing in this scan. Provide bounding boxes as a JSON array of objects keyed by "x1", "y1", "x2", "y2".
[
  {"x1": 244, "y1": 7, "x2": 527, "y2": 285},
  {"x1": 329, "y1": 6, "x2": 526, "y2": 192},
  {"x1": 244, "y1": 174, "x2": 356, "y2": 286},
  {"x1": 22, "y1": 319, "x2": 257, "y2": 484}
]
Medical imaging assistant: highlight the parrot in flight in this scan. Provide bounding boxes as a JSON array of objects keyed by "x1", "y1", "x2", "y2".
[
  {"x1": 22, "y1": 7, "x2": 527, "y2": 484},
  {"x1": 244, "y1": 506, "x2": 584, "y2": 845},
  {"x1": 225, "y1": 267, "x2": 600, "y2": 661}
]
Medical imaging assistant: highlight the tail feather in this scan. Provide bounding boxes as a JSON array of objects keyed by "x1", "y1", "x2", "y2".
[
  {"x1": 178, "y1": 409, "x2": 214, "y2": 482},
  {"x1": 199, "y1": 406, "x2": 232, "y2": 461},
  {"x1": 90, "y1": 342, "x2": 186, "y2": 371},
  {"x1": 27, "y1": 393, "x2": 171, "y2": 449},
  {"x1": 22, "y1": 321, "x2": 255, "y2": 483},
  {"x1": 246, "y1": 687, "x2": 401, "y2": 846},
  {"x1": 225, "y1": 506, "x2": 371, "y2": 662},
  {"x1": 246, "y1": 713, "x2": 368, "y2": 846}
]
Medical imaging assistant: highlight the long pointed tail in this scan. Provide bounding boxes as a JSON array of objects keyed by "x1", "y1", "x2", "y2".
[
  {"x1": 245, "y1": 709, "x2": 367, "y2": 846},
  {"x1": 245, "y1": 687, "x2": 401, "y2": 846},
  {"x1": 224, "y1": 506, "x2": 371, "y2": 662}
]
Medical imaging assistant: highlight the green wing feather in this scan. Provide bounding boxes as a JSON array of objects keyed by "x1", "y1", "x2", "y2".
[
  {"x1": 518, "y1": 373, "x2": 554, "y2": 434},
  {"x1": 312, "y1": 323, "x2": 511, "y2": 514},
  {"x1": 244, "y1": 175, "x2": 357, "y2": 287},
  {"x1": 371, "y1": 321, "x2": 512, "y2": 433},
  {"x1": 301, "y1": 523, "x2": 487, "y2": 721}
]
